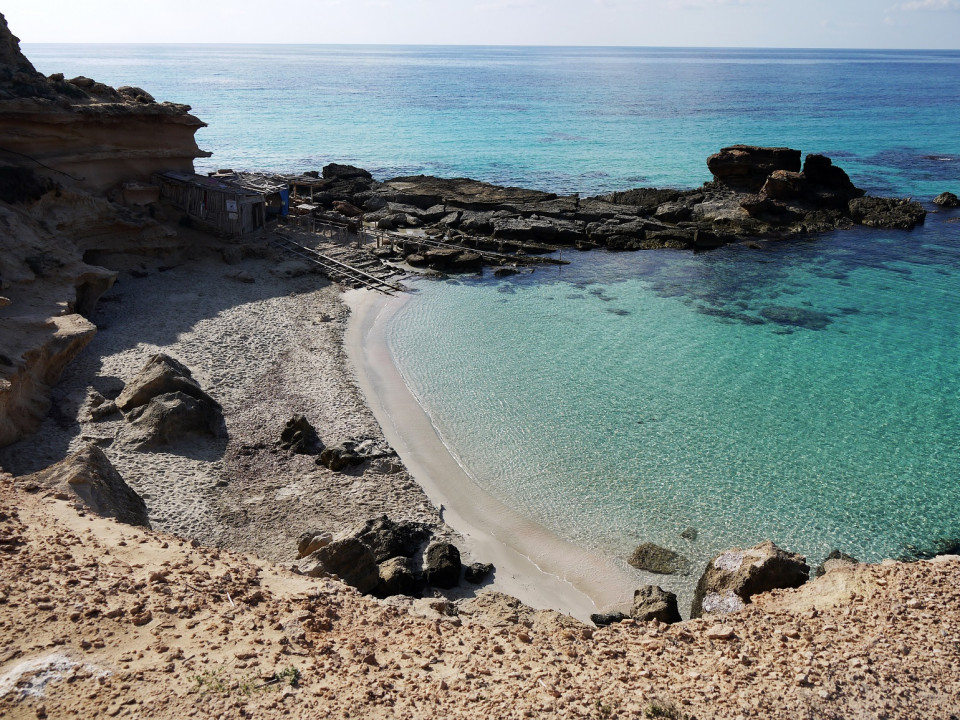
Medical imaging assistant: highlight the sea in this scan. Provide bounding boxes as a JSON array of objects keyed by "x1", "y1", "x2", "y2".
[{"x1": 25, "y1": 44, "x2": 960, "y2": 591}]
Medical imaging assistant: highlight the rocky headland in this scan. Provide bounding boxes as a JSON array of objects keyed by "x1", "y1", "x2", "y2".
[{"x1": 1, "y1": 13, "x2": 959, "y2": 719}]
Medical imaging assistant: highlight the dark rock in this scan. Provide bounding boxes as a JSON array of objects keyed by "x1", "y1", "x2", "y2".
[
  {"x1": 631, "y1": 585, "x2": 682, "y2": 624},
  {"x1": 318, "y1": 443, "x2": 364, "y2": 472},
  {"x1": 598, "y1": 187, "x2": 682, "y2": 210},
  {"x1": 424, "y1": 542, "x2": 461, "y2": 588},
  {"x1": 116, "y1": 85, "x2": 155, "y2": 103},
  {"x1": 628, "y1": 543, "x2": 689, "y2": 574},
  {"x1": 590, "y1": 612, "x2": 629, "y2": 627},
  {"x1": 448, "y1": 251, "x2": 483, "y2": 272},
  {"x1": 15, "y1": 444, "x2": 151, "y2": 528},
  {"x1": 278, "y1": 414, "x2": 322, "y2": 455},
  {"x1": 654, "y1": 201, "x2": 693, "y2": 223},
  {"x1": 814, "y1": 549, "x2": 859, "y2": 577},
  {"x1": 707, "y1": 145, "x2": 802, "y2": 193},
  {"x1": 67, "y1": 75, "x2": 96, "y2": 88},
  {"x1": 464, "y1": 562, "x2": 494, "y2": 584},
  {"x1": 493, "y1": 266, "x2": 519, "y2": 277},
  {"x1": 115, "y1": 354, "x2": 219, "y2": 413},
  {"x1": 759, "y1": 306, "x2": 831, "y2": 330},
  {"x1": 848, "y1": 196, "x2": 926, "y2": 230},
  {"x1": 322, "y1": 163, "x2": 373, "y2": 181},
  {"x1": 801, "y1": 154, "x2": 864, "y2": 205},
  {"x1": 680, "y1": 527, "x2": 699, "y2": 541},
  {"x1": 118, "y1": 391, "x2": 225, "y2": 449},
  {"x1": 298, "y1": 537, "x2": 380, "y2": 594},
  {"x1": 351, "y1": 515, "x2": 432, "y2": 563},
  {"x1": 374, "y1": 556, "x2": 416, "y2": 598},
  {"x1": 332, "y1": 200, "x2": 364, "y2": 217},
  {"x1": 933, "y1": 191, "x2": 959, "y2": 208},
  {"x1": 405, "y1": 253, "x2": 428, "y2": 267},
  {"x1": 690, "y1": 540, "x2": 809, "y2": 619},
  {"x1": 760, "y1": 170, "x2": 807, "y2": 201},
  {"x1": 423, "y1": 247, "x2": 461, "y2": 268}
]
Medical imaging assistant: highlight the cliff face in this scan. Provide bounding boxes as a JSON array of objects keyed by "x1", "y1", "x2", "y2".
[
  {"x1": 0, "y1": 14, "x2": 209, "y2": 192},
  {"x1": 0, "y1": 13, "x2": 206, "y2": 447}
]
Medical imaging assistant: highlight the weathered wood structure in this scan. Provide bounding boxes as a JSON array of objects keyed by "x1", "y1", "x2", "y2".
[{"x1": 156, "y1": 172, "x2": 267, "y2": 237}]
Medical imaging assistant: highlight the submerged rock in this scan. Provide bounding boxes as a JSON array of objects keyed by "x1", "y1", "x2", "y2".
[
  {"x1": 628, "y1": 542, "x2": 689, "y2": 574},
  {"x1": 690, "y1": 540, "x2": 809, "y2": 619},
  {"x1": 759, "y1": 306, "x2": 831, "y2": 330}
]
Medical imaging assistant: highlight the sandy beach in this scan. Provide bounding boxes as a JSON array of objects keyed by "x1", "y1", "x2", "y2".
[{"x1": 345, "y1": 288, "x2": 640, "y2": 621}]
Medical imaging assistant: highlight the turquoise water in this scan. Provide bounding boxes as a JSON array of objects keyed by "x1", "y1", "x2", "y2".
[{"x1": 24, "y1": 44, "x2": 960, "y2": 573}]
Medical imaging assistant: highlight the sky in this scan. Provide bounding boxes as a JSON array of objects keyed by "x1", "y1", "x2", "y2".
[{"x1": 5, "y1": 0, "x2": 960, "y2": 49}]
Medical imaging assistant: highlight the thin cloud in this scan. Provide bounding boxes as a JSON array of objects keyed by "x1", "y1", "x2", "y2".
[
  {"x1": 898, "y1": 0, "x2": 960, "y2": 9},
  {"x1": 668, "y1": 0, "x2": 765, "y2": 8}
]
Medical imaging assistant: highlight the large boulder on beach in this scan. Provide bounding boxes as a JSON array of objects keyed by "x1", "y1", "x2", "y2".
[
  {"x1": 690, "y1": 540, "x2": 809, "y2": 619},
  {"x1": 118, "y1": 391, "x2": 225, "y2": 449},
  {"x1": 115, "y1": 353, "x2": 218, "y2": 413},
  {"x1": 278, "y1": 414, "x2": 322, "y2": 455},
  {"x1": 15, "y1": 444, "x2": 150, "y2": 528},
  {"x1": 631, "y1": 585, "x2": 682, "y2": 624},
  {"x1": 424, "y1": 541, "x2": 461, "y2": 588},
  {"x1": 298, "y1": 536, "x2": 380, "y2": 594},
  {"x1": 707, "y1": 145, "x2": 802, "y2": 193},
  {"x1": 374, "y1": 556, "x2": 416, "y2": 598}
]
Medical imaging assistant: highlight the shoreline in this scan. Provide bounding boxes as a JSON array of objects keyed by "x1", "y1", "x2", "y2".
[{"x1": 344, "y1": 287, "x2": 641, "y2": 622}]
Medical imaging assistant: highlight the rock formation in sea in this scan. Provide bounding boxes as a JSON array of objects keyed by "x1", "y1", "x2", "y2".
[{"x1": 0, "y1": 13, "x2": 209, "y2": 446}]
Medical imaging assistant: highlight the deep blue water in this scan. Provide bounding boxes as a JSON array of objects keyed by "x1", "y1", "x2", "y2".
[{"x1": 23, "y1": 45, "x2": 960, "y2": 591}]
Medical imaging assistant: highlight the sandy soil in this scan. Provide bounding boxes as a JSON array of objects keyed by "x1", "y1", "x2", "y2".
[{"x1": 2, "y1": 477, "x2": 959, "y2": 720}]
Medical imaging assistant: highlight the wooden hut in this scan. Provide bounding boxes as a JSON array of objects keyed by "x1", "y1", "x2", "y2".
[{"x1": 156, "y1": 172, "x2": 267, "y2": 238}]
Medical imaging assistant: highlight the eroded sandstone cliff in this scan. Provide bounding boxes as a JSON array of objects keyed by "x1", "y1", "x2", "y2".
[{"x1": 0, "y1": 13, "x2": 207, "y2": 446}]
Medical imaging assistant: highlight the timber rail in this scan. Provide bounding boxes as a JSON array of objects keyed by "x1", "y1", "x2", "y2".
[{"x1": 271, "y1": 232, "x2": 405, "y2": 295}]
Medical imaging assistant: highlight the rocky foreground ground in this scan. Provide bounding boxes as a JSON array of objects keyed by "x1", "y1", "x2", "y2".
[{"x1": 2, "y1": 477, "x2": 959, "y2": 720}]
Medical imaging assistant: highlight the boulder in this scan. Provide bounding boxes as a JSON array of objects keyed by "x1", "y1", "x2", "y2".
[
  {"x1": 590, "y1": 612, "x2": 629, "y2": 627},
  {"x1": 707, "y1": 145, "x2": 802, "y2": 193},
  {"x1": 374, "y1": 556, "x2": 416, "y2": 598},
  {"x1": 298, "y1": 536, "x2": 380, "y2": 594},
  {"x1": 690, "y1": 540, "x2": 809, "y2": 619},
  {"x1": 322, "y1": 163, "x2": 372, "y2": 181},
  {"x1": 115, "y1": 354, "x2": 218, "y2": 413},
  {"x1": 332, "y1": 200, "x2": 363, "y2": 217},
  {"x1": 351, "y1": 515, "x2": 432, "y2": 563},
  {"x1": 318, "y1": 443, "x2": 364, "y2": 471},
  {"x1": 423, "y1": 247, "x2": 461, "y2": 268},
  {"x1": 464, "y1": 562, "x2": 494, "y2": 584},
  {"x1": 933, "y1": 191, "x2": 959, "y2": 208},
  {"x1": 760, "y1": 170, "x2": 807, "y2": 201},
  {"x1": 278, "y1": 414, "x2": 322, "y2": 455},
  {"x1": 117, "y1": 391, "x2": 224, "y2": 449},
  {"x1": 296, "y1": 530, "x2": 332, "y2": 559},
  {"x1": 801, "y1": 154, "x2": 863, "y2": 205},
  {"x1": 848, "y1": 196, "x2": 926, "y2": 230},
  {"x1": 15, "y1": 444, "x2": 150, "y2": 528},
  {"x1": 448, "y1": 251, "x2": 483, "y2": 272},
  {"x1": 628, "y1": 542, "x2": 689, "y2": 574},
  {"x1": 814, "y1": 549, "x2": 859, "y2": 577},
  {"x1": 424, "y1": 542, "x2": 461, "y2": 588},
  {"x1": 630, "y1": 585, "x2": 682, "y2": 624}
]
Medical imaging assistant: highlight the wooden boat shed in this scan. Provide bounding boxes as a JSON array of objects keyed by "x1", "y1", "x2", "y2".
[{"x1": 156, "y1": 172, "x2": 267, "y2": 238}]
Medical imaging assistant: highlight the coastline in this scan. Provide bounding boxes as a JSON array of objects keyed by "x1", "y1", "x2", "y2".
[{"x1": 344, "y1": 287, "x2": 641, "y2": 622}]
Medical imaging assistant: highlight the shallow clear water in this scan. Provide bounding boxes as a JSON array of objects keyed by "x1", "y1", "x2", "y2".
[
  {"x1": 23, "y1": 43, "x2": 960, "y2": 576},
  {"x1": 390, "y1": 214, "x2": 960, "y2": 573}
]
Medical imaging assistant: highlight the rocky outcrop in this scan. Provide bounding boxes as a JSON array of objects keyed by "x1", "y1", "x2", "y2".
[
  {"x1": 707, "y1": 145, "x2": 802, "y2": 193},
  {"x1": 848, "y1": 196, "x2": 927, "y2": 230},
  {"x1": 351, "y1": 515, "x2": 432, "y2": 564},
  {"x1": 298, "y1": 536, "x2": 380, "y2": 594},
  {"x1": 934, "y1": 191, "x2": 959, "y2": 208},
  {"x1": 15, "y1": 443, "x2": 150, "y2": 527},
  {"x1": 628, "y1": 542, "x2": 689, "y2": 574},
  {"x1": 375, "y1": 556, "x2": 416, "y2": 598},
  {"x1": 690, "y1": 540, "x2": 809, "y2": 619},
  {"x1": 318, "y1": 438, "x2": 396, "y2": 471},
  {"x1": 630, "y1": 585, "x2": 682, "y2": 624},
  {"x1": 464, "y1": 562, "x2": 493, "y2": 584},
  {"x1": 424, "y1": 541, "x2": 462, "y2": 589},
  {"x1": 115, "y1": 354, "x2": 217, "y2": 413}
]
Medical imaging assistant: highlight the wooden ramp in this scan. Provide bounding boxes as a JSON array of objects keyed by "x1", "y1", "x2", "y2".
[{"x1": 271, "y1": 232, "x2": 405, "y2": 295}]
